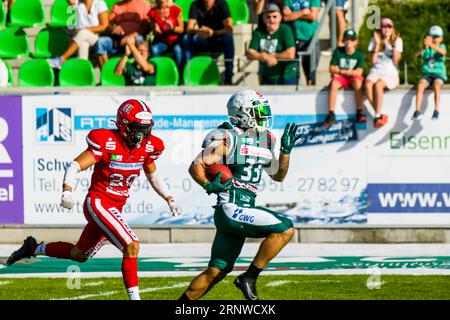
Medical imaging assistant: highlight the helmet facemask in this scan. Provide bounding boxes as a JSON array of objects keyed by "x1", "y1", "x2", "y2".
[
  {"x1": 124, "y1": 121, "x2": 153, "y2": 147},
  {"x1": 250, "y1": 101, "x2": 273, "y2": 132}
]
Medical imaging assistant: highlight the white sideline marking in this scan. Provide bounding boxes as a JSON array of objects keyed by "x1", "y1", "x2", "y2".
[
  {"x1": 0, "y1": 281, "x2": 11, "y2": 286},
  {"x1": 2, "y1": 268, "x2": 450, "y2": 279},
  {"x1": 84, "y1": 281, "x2": 104, "y2": 287},
  {"x1": 266, "y1": 280, "x2": 292, "y2": 287},
  {"x1": 52, "y1": 282, "x2": 188, "y2": 300}
]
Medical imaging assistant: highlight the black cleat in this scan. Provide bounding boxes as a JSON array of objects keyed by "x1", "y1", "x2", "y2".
[
  {"x1": 6, "y1": 236, "x2": 37, "y2": 266},
  {"x1": 234, "y1": 274, "x2": 259, "y2": 300}
]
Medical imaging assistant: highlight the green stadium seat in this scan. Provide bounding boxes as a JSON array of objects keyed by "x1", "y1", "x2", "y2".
[
  {"x1": 101, "y1": 57, "x2": 125, "y2": 86},
  {"x1": 0, "y1": 28, "x2": 29, "y2": 59},
  {"x1": 0, "y1": 3, "x2": 6, "y2": 27},
  {"x1": 2, "y1": 59, "x2": 14, "y2": 86},
  {"x1": 32, "y1": 27, "x2": 70, "y2": 58},
  {"x1": 59, "y1": 58, "x2": 96, "y2": 86},
  {"x1": 8, "y1": 0, "x2": 45, "y2": 27},
  {"x1": 48, "y1": 0, "x2": 75, "y2": 27},
  {"x1": 183, "y1": 56, "x2": 220, "y2": 86},
  {"x1": 226, "y1": 0, "x2": 249, "y2": 25},
  {"x1": 149, "y1": 56, "x2": 179, "y2": 86},
  {"x1": 174, "y1": 0, "x2": 194, "y2": 22},
  {"x1": 19, "y1": 59, "x2": 55, "y2": 87},
  {"x1": 105, "y1": 0, "x2": 121, "y2": 10}
]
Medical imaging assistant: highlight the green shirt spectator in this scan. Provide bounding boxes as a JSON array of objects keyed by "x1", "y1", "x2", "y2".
[
  {"x1": 124, "y1": 61, "x2": 156, "y2": 85},
  {"x1": 283, "y1": 0, "x2": 320, "y2": 41},
  {"x1": 421, "y1": 44, "x2": 447, "y2": 81},
  {"x1": 330, "y1": 46, "x2": 364, "y2": 70}
]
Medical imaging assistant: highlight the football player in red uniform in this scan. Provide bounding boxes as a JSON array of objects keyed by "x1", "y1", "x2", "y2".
[{"x1": 7, "y1": 99, "x2": 181, "y2": 300}]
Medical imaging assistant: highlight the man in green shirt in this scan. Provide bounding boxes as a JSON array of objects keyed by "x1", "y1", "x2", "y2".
[
  {"x1": 247, "y1": 4, "x2": 297, "y2": 85},
  {"x1": 322, "y1": 29, "x2": 365, "y2": 127},
  {"x1": 412, "y1": 25, "x2": 447, "y2": 121},
  {"x1": 282, "y1": 0, "x2": 321, "y2": 85},
  {"x1": 114, "y1": 37, "x2": 156, "y2": 86}
]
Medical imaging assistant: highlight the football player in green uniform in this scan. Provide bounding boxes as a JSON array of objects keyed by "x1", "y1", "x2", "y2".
[{"x1": 179, "y1": 89, "x2": 298, "y2": 300}]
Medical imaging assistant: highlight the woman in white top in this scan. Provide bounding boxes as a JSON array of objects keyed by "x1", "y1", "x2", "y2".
[
  {"x1": 365, "y1": 17, "x2": 403, "y2": 128},
  {"x1": 48, "y1": 0, "x2": 109, "y2": 69}
]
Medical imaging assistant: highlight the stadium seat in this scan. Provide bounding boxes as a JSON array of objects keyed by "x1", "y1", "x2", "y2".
[
  {"x1": 226, "y1": 0, "x2": 249, "y2": 25},
  {"x1": 174, "y1": 0, "x2": 194, "y2": 22},
  {"x1": 59, "y1": 58, "x2": 96, "y2": 86},
  {"x1": 0, "y1": 3, "x2": 6, "y2": 27},
  {"x1": 48, "y1": 0, "x2": 76, "y2": 27},
  {"x1": 183, "y1": 56, "x2": 220, "y2": 86},
  {"x1": 105, "y1": 0, "x2": 121, "y2": 10},
  {"x1": 8, "y1": 0, "x2": 45, "y2": 27},
  {"x1": 101, "y1": 57, "x2": 125, "y2": 86},
  {"x1": 2, "y1": 59, "x2": 14, "y2": 86},
  {"x1": 32, "y1": 27, "x2": 70, "y2": 58},
  {"x1": 19, "y1": 59, "x2": 55, "y2": 87},
  {"x1": 149, "y1": 56, "x2": 179, "y2": 86},
  {"x1": 0, "y1": 28, "x2": 29, "y2": 59}
]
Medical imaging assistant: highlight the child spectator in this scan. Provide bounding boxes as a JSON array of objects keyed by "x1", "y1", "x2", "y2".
[
  {"x1": 322, "y1": 28, "x2": 365, "y2": 127},
  {"x1": 48, "y1": 0, "x2": 109, "y2": 69},
  {"x1": 96, "y1": 0, "x2": 151, "y2": 68},
  {"x1": 182, "y1": 0, "x2": 234, "y2": 85},
  {"x1": 114, "y1": 37, "x2": 156, "y2": 85},
  {"x1": 148, "y1": 0, "x2": 184, "y2": 69},
  {"x1": 365, "y1": 18, "x2": 403, "y2": 128},
  {"x1": 412, "y1": 25, "x2": 447, "y2": 121},
  {"x1": 247, "y1": 4, "x2": 297, "y2": 85}
]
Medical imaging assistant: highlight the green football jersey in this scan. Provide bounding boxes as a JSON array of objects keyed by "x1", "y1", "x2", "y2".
[{"x1": 202, "y1": 122, "x2": 276, "y2": 207}]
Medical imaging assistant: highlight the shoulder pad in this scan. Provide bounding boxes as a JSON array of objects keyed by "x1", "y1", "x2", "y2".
[
  {"x1": 202, "y1": 129, "x2": 231, "y2": 148},
  {"x1": 86, "y1": 129, "x2": 115, "y2": 151},
  {"x1": 146, "y1": 135, "x2": 165, "y2": 153},
  {"x1": 217, "y1": 121, "x2": 233, "y2": 129}
]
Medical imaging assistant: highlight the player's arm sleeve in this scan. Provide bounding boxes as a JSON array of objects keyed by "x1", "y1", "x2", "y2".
[
  {"x1": 85, "y1": 131, "x2": 105, "y2": 162},
  {"x1": 263, "y1": 132, "x2": 280, "y2": 176}
]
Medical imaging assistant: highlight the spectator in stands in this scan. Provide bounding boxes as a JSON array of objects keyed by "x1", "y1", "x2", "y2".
[
  {"x1": 48, "y1": 0, "x2": 109, "y2": 69},
  {"x1": 365, "y1": 18, "x2": 403, "y2": 128},
  {"x1": 322, "y1": 29, "x2": 365, "y2": 127},
  {"x1": 253, "y1": 0, "x2": 283, "y2": 29},
  {"x1": 182, "y1": 0, "x2": 234, "y2": 85},
  {"x1": 148, "y1": 0, "x2": 184, "y2": 69},
  {"x1": 412, "y1": 25, "x2": 447, "y2": 121},
  {"x1": 5, "y1": 0, "x2": 15, "y2": 23},
  {"x1": 114, "y1": 36, "x2": 156, "y2": 85},
  {"x1": 247, "y1": 4, "x2": 297, "y2": 85},
  {"x1": 282, "y1": 0, "x2": 321, "y2": 85},
  {"x1": 95, "y1": 0, "x2": 151, "y2": 68},
  {"x1": 323, "y1": 0, "x2": 347, "y2": 47}
]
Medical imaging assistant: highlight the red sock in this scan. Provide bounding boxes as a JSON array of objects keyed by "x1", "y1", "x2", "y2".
[
  {"x1": 122, "y1": 257, "x2": 139, "y2": 289},
  {"x1": 45, "y1": 242, "x2": 74, "y2": 259}
]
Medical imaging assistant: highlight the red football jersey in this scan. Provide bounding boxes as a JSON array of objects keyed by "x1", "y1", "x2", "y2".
[{"x1": 85, "y1": 128, "x2": 164, "y2": 207}]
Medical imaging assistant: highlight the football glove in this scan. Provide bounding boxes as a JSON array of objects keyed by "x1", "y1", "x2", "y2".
[
  {"x1": 61, "y1": 190, "x2": 75, "y2": 210},
  {"x1": 280, "y1": 123, "x2": 299, "y2": 155},
  {"x1": 168, "y1": 200, "x2": 182, "y2": 217},
  {"x1": 203, "y1": 172, "x2": 232, "y2": 195}
]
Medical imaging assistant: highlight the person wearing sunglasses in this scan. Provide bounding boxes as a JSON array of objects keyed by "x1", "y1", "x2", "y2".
[
  {"x1": 365, "y1": 17, "x2": 403, "y2": 128},
  {"x1": 322, "y1": 28, "x2": 365, "y2": 128},
  {"x1": 412, "y1": 25, "x2": 447, "y2": 121}
]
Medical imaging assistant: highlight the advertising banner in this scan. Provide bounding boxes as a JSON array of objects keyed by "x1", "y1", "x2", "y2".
[
  {"x1": 0, "y1": 96, "x2": 23, "y2": 224},
  {"x1": 21, "y1": 90, "x2": 450, "y2": 226}
]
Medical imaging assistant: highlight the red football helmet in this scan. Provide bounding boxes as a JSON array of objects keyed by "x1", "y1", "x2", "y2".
[{"x1": 116, "y1": 99, "x2": 154, "y2": 147}]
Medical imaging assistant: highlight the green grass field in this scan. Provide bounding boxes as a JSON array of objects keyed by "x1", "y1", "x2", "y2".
[{"x1": 0, "y1": 275, "x2": 449, "y2": 300}]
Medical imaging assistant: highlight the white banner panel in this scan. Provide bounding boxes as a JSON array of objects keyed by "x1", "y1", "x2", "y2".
[{"x1": 22, "y1": 90, "x2": 450, "y2": 226}]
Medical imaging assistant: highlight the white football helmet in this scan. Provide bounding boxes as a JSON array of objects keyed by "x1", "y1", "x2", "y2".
[{"x1": 226, "y1": 89, "x2": 273, "y2": 132}]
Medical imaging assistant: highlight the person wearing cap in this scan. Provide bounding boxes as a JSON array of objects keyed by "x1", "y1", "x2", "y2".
[
  {"x1": 282, "y1": 0, "x2": 321, "y2": 85},
  {"x1": 412, "y1": 25, "x2": 447, "y2": 121},
  {"x1": 365, "y1": 17, "x2": 403, "y2": 128},
  {"x1": 247, "y1": 4, "x2": 297, "y2": 85},
  {"x1": 321, "y1": 28, "x2": 365, "y2": 128}
]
